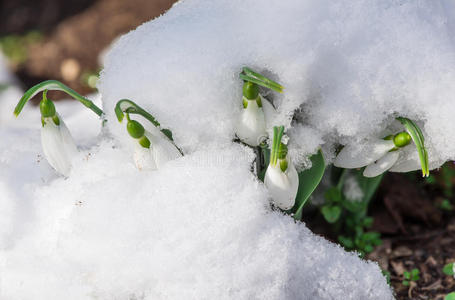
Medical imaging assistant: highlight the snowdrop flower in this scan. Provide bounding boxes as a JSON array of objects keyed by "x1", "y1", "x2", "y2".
[
  {"x1": 264, "y1": 126, "x2": 299, "y2": 210},
  {"x1": 39, "y1": 91, "x2": 78, "y2": 176},
  {"x1": 235, "y1": 67, "x2": 282, "y2": 147},
  {"x1": 125, "y1": 114, "x2": 181, "y2": 170},
  {"x1": 334, "y1": 118, "x2": 429, "y2": 178},
  {"x1": 14, "y1": 81, "x2": 104, "y2": 175}
]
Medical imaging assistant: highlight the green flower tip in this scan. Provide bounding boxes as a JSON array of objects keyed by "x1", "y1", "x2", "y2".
[
  {"x1": 127, "y1": 120, "x2": 145, "y2": 139},
  {"x1": 39, "y1": 90, "x2": 56, "y2": 118},
  {"x1": 243, "y1": 81, "x2": 259, "y2": 100},
  {"x1": 393, "y1": 131, "x2": 411, "y2": 148},
  {"x1": 138, "y1": 136, "x2": 151, "y2": 149}
]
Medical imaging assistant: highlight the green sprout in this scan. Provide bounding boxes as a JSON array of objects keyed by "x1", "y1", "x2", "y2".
[{"x1": 402, "y1": 268, "x2": 420, "y2": 286}]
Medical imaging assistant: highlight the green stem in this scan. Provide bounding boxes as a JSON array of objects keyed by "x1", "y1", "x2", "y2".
[{"x1": 14, "y1": 80, "x2": 104, "y2": 117}]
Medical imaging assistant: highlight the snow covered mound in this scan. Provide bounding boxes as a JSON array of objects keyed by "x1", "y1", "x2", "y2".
[
  {"x1": 101, "y1": 0, "x2": 455, "y2": 167},
  {"x1": 0, "y1": 125, "x2": 392, "y2": 299}
]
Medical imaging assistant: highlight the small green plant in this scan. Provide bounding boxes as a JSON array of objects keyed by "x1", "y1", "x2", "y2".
[
  {"x1": 443, "y1": 262, "x2": 454, "y2": 276},
  {"x1": 402, "y1": 268, "x2": 420, "y2": 286},
  {"x1": 440, "y1": 199, "x2": 454, "y2": 211},
  {"x1": 320, "y1": 168, "x2": 383, "y2": 256}
]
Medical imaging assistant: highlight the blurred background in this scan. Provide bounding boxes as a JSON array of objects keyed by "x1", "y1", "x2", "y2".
[{"x1": 0, "y1": 0, "x2": 176, "y2": 99}]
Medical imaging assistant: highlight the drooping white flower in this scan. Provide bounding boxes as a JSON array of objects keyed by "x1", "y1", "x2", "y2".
[
  {"x1": 264, "y1": 126, "x2": 299, "y2": 210},
  {"x1": 334, "y1": 131, "x2": 422, "y2": 177},
  {"x1": 133, "y1": 130, "x2": 182, "y2": 170},
  {"x1": 235, "y1": 68, "x2": 282, "y2": 147},
  {"x1": 126, "y1": 117, "x2": 181, "y2": 170},
  {"x1": 41, "y1": 115, "x2": 78, "y2": 176},
  {"x1": 235, "y1": 94, "x2": 276, "y2": 146}
]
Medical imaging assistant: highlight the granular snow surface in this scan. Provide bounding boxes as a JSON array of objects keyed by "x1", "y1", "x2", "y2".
[{"x1": 4, "y1": 0, "x2": 455, "y2": 298}]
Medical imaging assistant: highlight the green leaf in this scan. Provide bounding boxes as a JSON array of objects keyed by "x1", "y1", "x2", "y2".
[
  {"x1": 411, "y1": 268, "x2": 420, "y2": 280},
  {"x1": 402, "y1": 280, "x2": 409, "y2": 286},
  {"x1": 397, "y1": 117, "x2": 429, "y2": 177},
  {"x1": 14, "y1": 80, "x2": 103, "y2": 117},
  {"x1": 443, "y1": 263, "x2": 454, "y2": 276},
  {"x1": 445, "y1": 292, "x2": 455, "y2": 300},
  {"x1": 241, "y1": 67, "x2": 283, "y2": 93},
  {"x1": 364, "y1": 244, "x2": 374, "y2": 253},
  {"x1": 291, "y1": 150, "x2": 326, "y2": 220},
  {"x1": 363, "y1": 217, "x2": 374, "y2": 228},
  {"x1": 338, "y1": 235, "x2": 354, "y2": 249},
  {"x1": 321, "y1": 205, "x2": 341, "y2": 223},
  {"x1": 403, "y1": 271, "x2": 411, "y2": 280}
]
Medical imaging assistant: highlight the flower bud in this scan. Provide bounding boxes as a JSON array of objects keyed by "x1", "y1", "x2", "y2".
[{"x1": 127, "y1": 120, "x2": 145, "y2": 139}]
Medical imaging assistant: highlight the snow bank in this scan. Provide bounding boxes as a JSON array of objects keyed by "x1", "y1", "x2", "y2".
[
  {"x1": 0, "y1": 117, "x2": 392, "y2": 299},
  {"x1": 0, "y1": 55, "x2": 393, "y2": 298},
  {"x1": 101, "y1": 0, "x2": 455, "y2": 168}
]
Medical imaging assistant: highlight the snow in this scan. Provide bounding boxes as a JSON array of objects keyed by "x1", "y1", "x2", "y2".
[
  {"x1": 5, "y1": 0, "x2": 455, "y2": 298},
  {"x1": 0, "y1": 66, "x2": 393, "y2": 299},
  {"x1": 101, "y1": 0, "x2": 455, "y2": 169}
]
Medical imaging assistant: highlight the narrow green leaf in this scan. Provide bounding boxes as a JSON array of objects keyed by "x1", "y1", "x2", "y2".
[
  {"x1": 397, "y1": 117, "x2": 429, "y2": 177},
  {"x1": 292, "y1": 149, "x2": 326, "y2": 220},
  {"x1": 242, "y1": 67, "x2": 283, "y2": 92},
  {"x1": 14, "y1": 80, "x2": 103, "y2": 117}
]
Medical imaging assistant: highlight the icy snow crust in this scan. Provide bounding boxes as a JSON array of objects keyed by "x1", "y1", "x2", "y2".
[
  {"x1": 101, "y1": 0, "x2": 455, "y2": 168},
  {"x1": 4, "y1": 0, "x2": 455, "y2": 298}
]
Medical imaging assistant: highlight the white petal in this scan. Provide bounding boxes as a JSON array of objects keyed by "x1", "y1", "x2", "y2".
[
  {"x1": 41, "y1": 117, "x2": 77, "y2": 176},
  {"x1": 134, "y1": 143, "x2": 157, "y2": 171},
  {"x1": 59, "y1": 118, "x2": 78, "y2": 158},
  {"x1": 146, "y1": 132, "x2": 182, "y2": 169},
  {"x1": 334, "y1": 139, "x2": 395, "y2": 169},
  {"x1": 264, "y1": 160, "x2": 299, "y2": 210},
  {"x1": 261, "y1": 96, "x2": 277, "y2": 124},
  {"x1": 388, "y1": 155, "x2": 421, "y2": 173},
  {"x1": 235, "y1": 99, "x2": 266, "y2": 146},
  {"x1": 363, "y1": 151, "x2": 400, "y2": 177}
]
